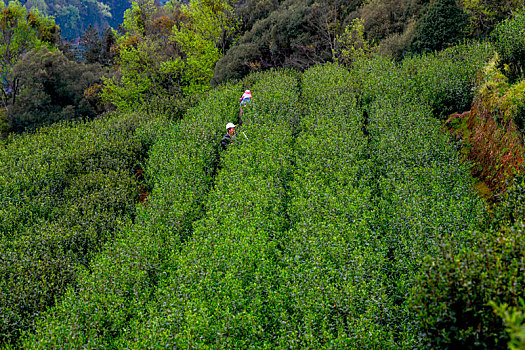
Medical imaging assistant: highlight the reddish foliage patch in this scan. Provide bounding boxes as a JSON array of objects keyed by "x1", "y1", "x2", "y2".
[
  {"x1": 467, "y1": 96, "x2": 523, "y2": 194},
  {"x1": 449, "y1": 95, "x2": 524, "y2": 198}
]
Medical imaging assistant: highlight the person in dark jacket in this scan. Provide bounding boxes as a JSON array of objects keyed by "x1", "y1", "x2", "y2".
[{"x1": 221, "y1": 122, "x2": 236, "y2": 150}]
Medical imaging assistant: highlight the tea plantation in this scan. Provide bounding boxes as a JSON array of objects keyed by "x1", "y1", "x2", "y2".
[{"x1": 2, "y1": 40, "x2": 524, "y2": 349}]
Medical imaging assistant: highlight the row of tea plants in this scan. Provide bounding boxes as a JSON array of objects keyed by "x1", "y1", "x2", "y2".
[
  {"x1": 108, "y1": 71, "x2": 302, "y2": 347},
  {"x1": 0, "y1": 112, "x2": 167, "y2": 346},
  {"x1": 22, "y1": 83, "x2": 243, "y2": 348}
]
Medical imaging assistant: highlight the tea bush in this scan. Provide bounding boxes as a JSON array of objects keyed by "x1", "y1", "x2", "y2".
[
  {"x1": 412, "y1": 223, "x2": 525, "y2": 349},
  {"x1": 23, "y1": 83, "x2": 243, "y2": 348},
  {"x1": 402, "y1": 42, "x2": 493, "y2": 119},
  {"x1": 492, "y1": 9, "x2": 525, "y2": 82},
  {"x1": 0, "y1": 112, "x2": 165, "y2": 346},
  {"x1": 19, "y1": 43, "x2": 503, "y2": 348},
  {"x1": 412, "y1": 172, "x2": 525, "y2": 349},
  {"x1": 274, "y1": 64, "x2": 393, "y2": 347},
  {"x1": 355, "y1": 43, "x2": 525, "y2": 349},
  {"x1": 111, "y1": 71, "x2": 301, "y2": 348},
  {"x1": 350, "y1": 49, "x2": 487, "y2": 347},
  {"x1": 115, "y1": 61, "x2": 484, "y2": 348}
]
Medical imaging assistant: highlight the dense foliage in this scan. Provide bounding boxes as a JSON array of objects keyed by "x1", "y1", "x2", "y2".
[
  {"x1": 0, "y1": 1, "x2": 58, "y2": 113},
  {"x1": 212, "y1": 0, "x2": 362, "y2": 84},
  {"x1": 21, "y1": 83, "x2": 242, "y2": 348},
  {"x1": 101, "y1": 0, "x2": 235, "y2": 111},
  {"x1": 404, "y1": 17, "x2": 525, "y2": 348},
  {"x1": 0, "y1": 0, "x2": 520, "y2": 136},
  {"x1": 401, "y1": 42, "x2": 494, "y2": 119},
  {"x1": 120, "y1": 71, "x2": 300, "y2": 347},
  {"x1": 409, "y1": 0, "x2": 468, "y2": 54},
  {"x1": 491, "y1": 8, "x2": 525, "y2": 83},
  {"x1": 2, "y1": 0, "x2": 525, "y2": 345},
  {"x1": 213, "y1": 0, "x2": 521, "y2": 82},
  {"x1": 19, "y1": 41, "x2": 511, "y2": 348},
  {"x1": 0, "y1": 110, "x2": 167, "y2": 346},
  {"x1": 7, "y1": 46, "x2": 104, "y2": 132},
  {"x1": 22, "y1": 0, "x2": 131, "y2": 40}
]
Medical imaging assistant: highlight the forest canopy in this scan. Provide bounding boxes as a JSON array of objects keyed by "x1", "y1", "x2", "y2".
[{"x1": 1, "y1": 0, "x2": 523, "y2": 133}]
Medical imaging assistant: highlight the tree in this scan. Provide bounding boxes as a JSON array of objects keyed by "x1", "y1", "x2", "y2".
[
  {"x1": 101, "y1": 26, "x2": 116, "y2": 65},
  {"x1": 54, "y1": 4, "x2": 80, "y2": 39},
  {"x1": 7, "y1": 46, "x2": 104, "y2": 132},
  {"x1": 461, "y1": 0, "x2": 523, "y2": 37},
  {"x1": 171, "y1": 0, "x2": 236, "y2": 94},
  {"x1": 102, "y1": 0, "x2": 232, "y2": 110},
  {"x1": 212, "y1": 0, "x2": 352, "y2": 84},
  {"x1": 25, "y1": 0, "x2": 48, "y2": 14},
  {"x1": 0, "y1": 1, "x2": 59, "y2": 111},
  {"x1": 44, "y1": 0, "x2": 114, "y2": 40},
  {"x1": 310, "y1": 0, "x2": 363, "y2": 61},
  {"x1": 233, "y1": 0, "x2": 282, "y2": 34},
  {"x1": 334, "y1": 17, "x2": 377, "y2": 66},
  {"x1": 357, "y1": 0, "x2": 424, "y2": 59},
  {"x1": 79, "y1": 24, "x2": 102, "y2": 64},
  {"x1": 101, "y1": 0, "x2": 182, "y2": 110},
  {"x1": 102, "y1": 38, "x2": 182, "y2": 110},
  {"x1": 410, "y1": 0, "x2": 468, "y2": 54}
]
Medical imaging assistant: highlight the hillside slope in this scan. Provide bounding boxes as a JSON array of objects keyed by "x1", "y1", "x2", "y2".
[{"x1": 21, "y1": 43, "x2": 519, "y2": 349}]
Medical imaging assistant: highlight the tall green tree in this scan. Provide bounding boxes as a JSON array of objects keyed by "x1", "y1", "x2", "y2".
[
  {"x1": 0, "y1": 1, "x2": 58, "y2": 111},
  {"x1": 171, "y1": 0, "x2": 236, "y2": 95},
  {"x1": 334, "y1": 17, "x2": 377, "y2": 66},
  {"x1": 102, "y1": 0, "x2": 235, "y2": 110},
  {"x1": 101, "y1": 0, "x2": 181, "y2": 110}
]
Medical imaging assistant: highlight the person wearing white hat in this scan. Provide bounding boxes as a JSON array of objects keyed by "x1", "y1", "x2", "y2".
[{"x1": 221, "y1": 122, "x2": 237, "y2": 150}]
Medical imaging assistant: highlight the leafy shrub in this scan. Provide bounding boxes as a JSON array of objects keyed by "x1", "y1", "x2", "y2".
[
  {"x1": 409, "y1": 0, "x2": 468, "y2": 55},
  {"x1": 412, "y1": 223, "x2": 525, "y2": 349},
  {"x1": 492, "y1": 174, "x2": 525, "y2": 229},
  {"x1": 275, "y1": 64, "x2": 393, "y2": 347},
  {"x1": 492, "y1": 9, "x2": 525, "y2": 82},
  {"x1": 22, "y1": 45, "x2": 495, "y2": 348},
  {"x1": 0, "y1": 112, "x2": 164, "y2": 346},
  {"x1": 350, "y1": 49, "x2": 487, "y2": 347},
  {"x1": 109, "y1": 71, "x2": 301, "y2": 348},
  {"x1": 501, "y1": 79, "x2": 525, "y2": 132},
  {"x1": 402, "y1": 42, "x2": 493, "y2": 119},
  {"x1": 334, "y1": 18, "x2": 377, "y2": 66}
]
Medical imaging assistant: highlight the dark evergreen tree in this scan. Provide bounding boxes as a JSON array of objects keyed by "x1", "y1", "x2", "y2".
[
  {"x1": 7, "y1": 46, "x2": 104, "y2": 132},
  {"x1": 101, "y1": 27, "x2": 117, "y2": 65},
  {"x1": 410, "y1": 0, "x2": 468, "y2": 54},
  {"x1": 58, "y1": 39, "x2": 81, "y2": 62},
  {"x1": 79, "y1": 25, "x2": 103, "y2": 64}
]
